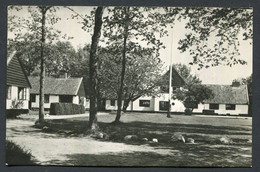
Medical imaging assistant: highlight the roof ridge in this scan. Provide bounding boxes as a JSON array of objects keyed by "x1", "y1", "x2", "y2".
[
  {"x1": 7, "y1": 51, "x2": 16, "y2": 66},
  {"x1": 28, "y1": 76, "x2": 83, "y2": 96},
  {"x1": 74, "y1": 77, "x2": 83, "y2": 95}
]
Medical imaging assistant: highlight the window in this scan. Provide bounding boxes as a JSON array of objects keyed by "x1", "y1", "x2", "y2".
[
  {"x1": 226, "y1": 104, "x2": 236, "y2": 110},
  {"x1": 59, "y1": 95, "x2": 73, "y2": 103},
  {"x1": 209, "y1": 103, "x2": 219, "y2": 110},
  {"x1": 159, "y1": 101, "x2": 169, "y2": 111},
  {"x1": 6, "y1": 85, "x2": 11, "y2": 99},
  {"x1": 139, "y1": 100, "x2": 150, "y2": 107},
  {"x1": 30, "y1": 94, "x2": 36, "y2": 102},
  {"x1": 44, "y1": 95, "x2": 49, "y2": 103},
  {"x1": 18, "y1": 87, "x2": 27, "y2": 100},
  {"x1": 110, "y1": 99, "x2": 115, "y2": 106}
]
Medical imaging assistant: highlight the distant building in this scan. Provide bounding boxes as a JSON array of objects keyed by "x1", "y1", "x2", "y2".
[
  {"x1": 193, "y1": 84, "x2": 249, "y2": 115},
  {"x1": 28, "y1": 76, "x2": 87, "y2": 109},
  {"x1": 105, "y1": 66, "x2": 186, "y2": 112},
  {"x1": 6, "y1": 52, "x2": 31, "y2": 112},
  {"x1": 104, "y1": 70, "x2": 249, "y2": 115}
]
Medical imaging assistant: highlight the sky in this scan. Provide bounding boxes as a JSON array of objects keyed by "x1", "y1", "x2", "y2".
[{"x1": 8, "y1": 6, "x2": 253, "y2": 85}]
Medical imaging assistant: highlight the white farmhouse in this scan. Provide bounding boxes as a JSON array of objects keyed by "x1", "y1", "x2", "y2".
[
  {"x1": 6, "y1": 52, "x2": 31, "y2": 114},
  {"x1": 28, "y1": 76, "x2": 87, "y2": 109},
  {"x1": 105, "y1": 66, "x2": 186, "y2": 112},
  {"x1": 193, "y1": 84, "x2": 249, "y2": 115}
]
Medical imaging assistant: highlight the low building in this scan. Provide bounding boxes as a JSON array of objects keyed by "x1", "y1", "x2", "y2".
[
  {"x1": 105, "y1": 66, "x2": 186, "y2": 112},
  {"x1": 28, "y1": 76, "x2": 87, "y2": 109},
  {"x1": 193, "y1": 84, "x2": 249, "y2": 115},
  {"x1": 131, "y1": 94, "x2": 185, "y2": 112},
  {"x1": 6, "y1": 51, "x2": 31, "y2": 113}
]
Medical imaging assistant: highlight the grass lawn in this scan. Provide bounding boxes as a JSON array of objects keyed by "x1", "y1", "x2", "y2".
[{"x1": 35, "y1": 112, "x2": 251, "y2": 167}]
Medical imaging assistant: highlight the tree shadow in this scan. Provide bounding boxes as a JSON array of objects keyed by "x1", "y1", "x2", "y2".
[{"x1": 41, "y1": 118, "x2": 251, "y2": 146}]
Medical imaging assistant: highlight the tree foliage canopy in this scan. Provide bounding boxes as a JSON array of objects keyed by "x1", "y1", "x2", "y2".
[
  {"x1": 177, "y1": 8, "x2": 252, "y2": 69},
  {"x1": 174, "y1": 64, "x2": 214, "y2": 108}
]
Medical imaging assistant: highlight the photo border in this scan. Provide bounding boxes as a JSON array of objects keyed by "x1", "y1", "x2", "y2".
[{"x1": 1, "y1": 0, "x2": 259, "y2": 171}]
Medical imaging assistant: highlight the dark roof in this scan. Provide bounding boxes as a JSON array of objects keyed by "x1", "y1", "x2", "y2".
[
  {"x1": 104, "y1": 67, "x2": 186, "y2": 99},
  {"x1": 162, "y1": 66, "x2": 186, "y2": 87},
  {"x1": 204, "y1": 84, "x2": 249, "y2": 105},
  {"x1": 7, "y1": 51, "x2": 31, "y2": 88},
  {"x1": 28, "y1": 76, "x2": 85, "y2": 96}
]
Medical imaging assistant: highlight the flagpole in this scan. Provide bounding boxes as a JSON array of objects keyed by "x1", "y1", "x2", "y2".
[{"x1": 167, "y1": 27, "x2": 174, "y2": 118}]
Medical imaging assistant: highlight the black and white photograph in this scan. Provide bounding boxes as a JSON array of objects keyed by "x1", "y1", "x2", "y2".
[{"x1": 6, "y1": 6, "x2": 252, "y2": 167}]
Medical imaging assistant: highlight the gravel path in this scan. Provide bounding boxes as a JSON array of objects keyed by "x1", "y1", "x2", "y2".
[{"x1": 6, "y1": 119, "x2": 177, "y2": 165}]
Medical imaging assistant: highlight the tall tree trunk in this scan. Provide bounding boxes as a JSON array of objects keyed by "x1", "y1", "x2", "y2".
[
  {"x1": 39, "y1": 7, "x2": 48, "y2": 123},
  {"x1": 122, "y1": 98, "x2": 131, "y2": 112},
  {"x1": 114, "y1": 7, "x2": 130, "y2": 123},
  {"x1": 88, "y1": 7, "x2": 104, "y2": 131}
]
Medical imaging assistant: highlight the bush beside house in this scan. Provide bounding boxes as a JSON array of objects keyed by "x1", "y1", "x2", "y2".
[
  {"x1": 6, "y1": 109, "x2": 29, "y2": 119},
  {"x1": 50, "y1": 103, "x2": 85, "y2": 115}
]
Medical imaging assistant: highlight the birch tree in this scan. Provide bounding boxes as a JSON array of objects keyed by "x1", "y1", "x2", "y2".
[
  {"x1": 103, "y1": 7, "x2": 178, "y2": 123},
  {"x1": 8, "y1": 6, "x2": 62, "y2": 123},
  {"x1": 88, "y1": 7, "x2": 104, "y2": 131}
]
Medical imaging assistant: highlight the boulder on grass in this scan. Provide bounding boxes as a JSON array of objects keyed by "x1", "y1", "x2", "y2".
[
  {"x1": 152, "y1": 138, "x2": 158, "y2": 143},
  {"x1": 124, "y1": 135, "x2": 138, "y2": 141},
  {"x1": 90, "y1": 132, "x2": 104, "y2": 139},
  {"x1": 96, "y1": 132, "x2": 104, "y2": 139},
  {"x1": 171, "y1": 134, "x2": 185, "y2": 143},
  {"x1": 34, "y1": 119, "x2": 40, "y2": 126},
  {"x1": 219, "y1": 137, "x2": 232, "y2": 144},
  {"x1": 186, "y1": 138, "x2": 195, "y2": 144},
  {"x1": 103, "y1": 133, "x2": 110, "y2": 140},
  {"x1": 42, "y1": 126, "x2": 48, "y2": 130},
  {"x1": 141, "y1": 138, "x2": 148, "y2": 142}
]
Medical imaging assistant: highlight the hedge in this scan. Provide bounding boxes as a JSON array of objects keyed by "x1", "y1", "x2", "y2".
[
  {"x1": 6, "y1": 109, "x2": 29, "y2": 118},
  {"x1": 50, "y1": 103, "x2": 85, "y2": 115},
  {"x1": 202, "y1": 109, "x2": 215, "y2": 115}
]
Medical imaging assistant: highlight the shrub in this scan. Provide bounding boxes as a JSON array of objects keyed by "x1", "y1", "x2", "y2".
[
  {"x1": 184, "y1": 108, "x2": 192, "y2": 115},
  {"x1": 202, "y1": 109, "x2": 215, "y2": 115},
  {"x1": 10, "y1": 99, "x2": 24, "y2": 109},
  {"x1": 50, "y1": 103, "x2": 85, "y2": 115},
  {"x1": 6, "y1": 109, "x2": 29, "y2": 119},
  {"x1": 6, "y1": 140, "x2": 36, "y2": 165}
]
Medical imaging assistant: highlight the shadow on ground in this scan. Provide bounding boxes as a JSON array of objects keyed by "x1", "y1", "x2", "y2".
[
  {"x1": 6, "y1": 114, "x2": 252, "y2": 167},
  {"x1": 41, "y1": 118, "x2": 251, "y2": 146}
]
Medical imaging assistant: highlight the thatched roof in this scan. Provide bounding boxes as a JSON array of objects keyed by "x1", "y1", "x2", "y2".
[
  {"x1": 28, "y1": 76, "x2": 85, "y2": 96},
  {"x1": 204, "y1": 84, "x2": 249, "y2": 105},
  {"x1": 7, "y1": 51, "x2": 31, "y2": 88}
]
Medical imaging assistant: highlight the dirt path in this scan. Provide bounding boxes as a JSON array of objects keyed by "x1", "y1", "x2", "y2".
[{"x1": 6, "y1": 119, "x2": 178, "y2": 165}]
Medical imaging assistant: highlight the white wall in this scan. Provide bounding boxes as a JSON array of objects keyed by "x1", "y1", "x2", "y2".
[
  {"x1": 103, "y1": 93, "x2": 248, "y2": 115},
  {"x1": 105, "y1": 100, "x2": 132, "y2": 111},
  {"x1": 132, "y1": 96, "x2": 155, "y2": 111},
  {"x1": 73, "y1": 95, "x2": 79, "y2": 104},
  {"x1": 193, "y1": 103, "x2": 206, "y2": 113},
  {"x1": 153, "y1": 93, "x2": 185, "y2": 112},
  {"x1": 31, "y1": 94, "x2": 39, "y2": 109},
  {"x1": 44, "y1": 95, "x2": 59, "y2": 109},
  {"x1": 83, "y1": 98, "x2": 90, "y2": 109},
  {"x1": 31, "y1": 95, "x2": 88, "y2": 109},
  {"x1": 31, "y1": 95, "x2": 59, "y2": 109},
  {"x1": 105, "y1": 95, "x2": 185, "y2": 112},
  {"x1": 6, "y1": 86, "x2": 29, "y2": 110},
  {"x1": 193, "y1": 103, "x2": 248, "y2": 115},
  {"x1": 235, "y1": 105, "x2": 248, "y2": 115}
]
